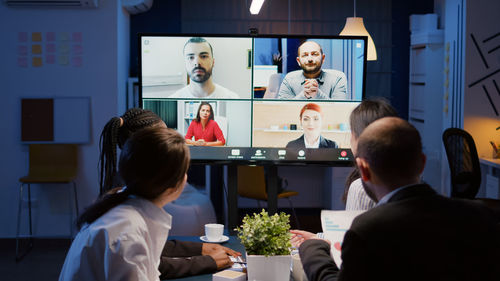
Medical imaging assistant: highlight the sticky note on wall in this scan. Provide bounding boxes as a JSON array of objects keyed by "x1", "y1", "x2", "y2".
[
  {"x1": 46, "y1": 32, "x2": 56, "y2": 42},
  {"x1": 32, "y1": 57, "x2": 43, "y2": 67},
  {"x1": 18, "y1": 45, "x2": 28, "y2": 56},
  {"x1": 32, "y1": 32, "x2": 42, "y2": 42},
  {"x1": 72, "y1": 32, "x2": 82, "y2": 42},
  {"x1": 46, "y1": 44, "x2": 56, "y2": 53},
  {"x1": 59, "y1": 43, "x2": 70, "y2": 55},
  {"x1": 46, "y1": 55, "x2": 55, "y2": 64},
  {"x1": 32, "y1": 44, "x2": 42, "y2": 54},
  {"x1": 58, "y1": 55, "x2": 69, "y2": 65},
  {"x1": 59, "y1": 32, "x2": 69, "y2": 41},
  {"x1": 18, "y1": 57, "x2": 28, "y2": 68}
]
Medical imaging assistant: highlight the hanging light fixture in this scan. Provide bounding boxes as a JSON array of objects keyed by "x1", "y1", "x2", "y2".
[
  {"x1": 339, "y1": 0, "x2": 377, "y2": 61},
  {"x1": 250, "y1": 0, "x2": 265, "y2": 15}
]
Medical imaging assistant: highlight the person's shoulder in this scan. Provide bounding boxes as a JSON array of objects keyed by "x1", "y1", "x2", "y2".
[
  {"x1": 208, "y1": 119, "x2": 220, "y2": 126},
  {"x1": 348, "y1": 178, "x2": 363, "y2": 192},
  {"x1": 94, "y1": 201, "x2": 147, "y2": 230},
  {"x1": 320, "y1": 137, "x2": 337, "y2": 148},
  {"x1": 286, "y1": 136, "x2": 304, "y2": 148},
  {"x1": 283, "y1": 70, "x2": 303, "y2": 80},
  {"x1": 213, "y1": 83, "x2": 239, "y2": 98},
  {"x1": 323, "y1": 69, "x2": 346, "y2": 77},
  {"x1": 171, "y1": 86, "x2": 192, "y2": 98}
]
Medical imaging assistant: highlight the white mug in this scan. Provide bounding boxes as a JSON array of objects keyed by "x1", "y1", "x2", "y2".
[
  {"x1": 205, "y1": 223, "x2": 224, "y2": 241},
  {"x1": 291, "y1": 253, "x2": 308, "y2": 281}
]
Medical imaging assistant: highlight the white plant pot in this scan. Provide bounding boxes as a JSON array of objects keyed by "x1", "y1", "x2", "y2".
[{"x1": 246, "y1": 254, "x2": 292, "y2": 281}]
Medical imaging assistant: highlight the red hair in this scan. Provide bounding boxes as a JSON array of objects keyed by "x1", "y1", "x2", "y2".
[{"x1": 300, "y1": 103, "x2": 322, "y2": 119}]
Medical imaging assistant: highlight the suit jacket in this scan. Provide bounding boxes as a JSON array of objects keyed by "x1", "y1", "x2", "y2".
[
  {"x1": 159, "y1": 240, "x2": 216, "y2": 279},
  {"x1": 286, "y1": 135, "x2": 338, "y2": 149},
  {"x1": 300, "y1": 183, "x2": 500, "y2": 281}
]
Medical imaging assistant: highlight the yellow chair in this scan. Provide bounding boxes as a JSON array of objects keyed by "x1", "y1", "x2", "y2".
[
  {"x1": 16, "y1": 144, "x2": 79, "y2": 261},
  {"x1": 237, "y1": 165, "x2": 300, "y2": 227}
]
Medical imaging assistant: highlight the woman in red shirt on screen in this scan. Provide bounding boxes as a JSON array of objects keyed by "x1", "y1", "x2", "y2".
[{"x1": 185, "y1": 102, "x2": 226, "y2": 146}]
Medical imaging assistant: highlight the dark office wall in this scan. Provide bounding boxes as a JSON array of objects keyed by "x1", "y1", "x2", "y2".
[
  {"x1": 391, "y1": 0, "x2": 434, "y2": 120},
  {"x1": 129, "y1": 0, "x2": 182, "y2": 77}
]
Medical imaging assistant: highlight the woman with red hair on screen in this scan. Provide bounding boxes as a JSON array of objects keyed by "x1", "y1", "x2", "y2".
[
  {"x1": 185, "y1": 102, "x2": 225, "y2": 146},
  {"x1": 286, "y1": 103, "x2": 337, "y2": 149}
]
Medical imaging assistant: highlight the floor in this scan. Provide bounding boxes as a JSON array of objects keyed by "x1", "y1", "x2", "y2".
[
  {"x1": 0, "y1": 238, "x2": 70, "y2": 281},
  {"x1": 0, "y1": 208, "x2": 322, "y2": 280}
]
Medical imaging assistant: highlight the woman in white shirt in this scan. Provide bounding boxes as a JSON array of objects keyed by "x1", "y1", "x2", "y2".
[{"x1": 59, "y1": 126, "x2": 190, "y2": 281}]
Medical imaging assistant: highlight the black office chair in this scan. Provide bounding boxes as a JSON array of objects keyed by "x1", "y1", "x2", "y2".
[{"x1": 442, "y1": 128, "x2": 481, "y2": 199}]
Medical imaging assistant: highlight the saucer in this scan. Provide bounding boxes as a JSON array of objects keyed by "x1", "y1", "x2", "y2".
[{"x1": 200, "y1": 235, "x2": 229, "y2": 243}]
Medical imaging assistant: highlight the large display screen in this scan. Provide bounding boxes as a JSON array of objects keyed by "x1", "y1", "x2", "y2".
[{"x1": 139, "y1": 34, "x2": 366, "y2": 164}]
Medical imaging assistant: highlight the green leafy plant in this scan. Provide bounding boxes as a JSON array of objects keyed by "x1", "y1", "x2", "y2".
[{"x1": 236, "y1": 209, "x2": 291, "y2": 256}]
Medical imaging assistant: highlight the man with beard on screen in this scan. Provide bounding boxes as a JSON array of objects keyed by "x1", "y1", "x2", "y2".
[
  {"x1": 278, "y1": 41, "x2": 347, "y2": 100},
  {"x1": 171, "y1": 37, "x2": 239, "y2": 98}
]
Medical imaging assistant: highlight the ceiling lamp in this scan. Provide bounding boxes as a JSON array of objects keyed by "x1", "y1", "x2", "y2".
[
  {"x1": 250, "y1": 0, "x2": 265, "y2": 15},
  {"x1": 339, "y1": 0, "x2": 377, "y2": 61}
]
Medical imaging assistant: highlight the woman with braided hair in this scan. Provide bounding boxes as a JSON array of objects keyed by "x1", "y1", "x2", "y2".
[
  {"x1": 99, "y1": 108, "x2": 164, "y2": 195},
  {"x1": 60, "y1": 126, "x2": 190, "y2": 280},
  {"x1": 96, "y1": 108, "x2": 240, "y2": 279}
]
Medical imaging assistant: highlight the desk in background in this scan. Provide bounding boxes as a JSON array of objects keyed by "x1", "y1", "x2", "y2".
[
  {"x1": 166, "y1": 236, "x2": 245, "y2": 281},
  {"x1": 479, "y1": 158, "x2": 500, "y2": 199}
]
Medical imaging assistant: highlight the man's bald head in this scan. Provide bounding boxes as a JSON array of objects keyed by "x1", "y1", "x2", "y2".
[
  {"x1": 297, "y1": 41, "x2": 323, "y2": 56},
  {"x1": 356, "y1": 117, "x2": 425, "y2": 187}
]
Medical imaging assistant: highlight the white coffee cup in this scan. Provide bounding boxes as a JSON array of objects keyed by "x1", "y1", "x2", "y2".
[
  {"x1": 205, "y1": 223, "x2": 224, "y2": 241},
  {"x1": 291, "y1": 253, "x2": 308, "y2": 281}
]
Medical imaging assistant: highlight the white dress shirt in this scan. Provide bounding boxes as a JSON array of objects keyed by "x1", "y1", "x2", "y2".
[
  {"x1": 304, "y1": 136, "x2": 321, "y2": 148},
  {"x1": 59, "y1": 196, "x2": 172, "y2": 281}
]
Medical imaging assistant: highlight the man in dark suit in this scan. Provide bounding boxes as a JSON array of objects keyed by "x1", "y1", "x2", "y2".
[{"x1": 299, "y1": 117, "x2": 500, "y2": 281}]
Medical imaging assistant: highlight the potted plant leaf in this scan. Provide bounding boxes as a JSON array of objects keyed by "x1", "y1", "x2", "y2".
[{"x1": 236, "y1": 210, "x2": 292, "y2": 281}]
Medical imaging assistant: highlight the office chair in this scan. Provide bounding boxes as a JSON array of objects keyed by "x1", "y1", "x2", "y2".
[
  {"x1": 16, "y1": 144, "x2": 79, "y2": 262},
  {"x1": 442, "y1": 128, "x2": 481, "y2": 199},
  {"x1": 237, "y1": 165, "x2": 300, "y2": 228}
]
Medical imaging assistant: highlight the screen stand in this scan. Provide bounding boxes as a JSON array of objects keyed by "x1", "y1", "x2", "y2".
[
  {"x1": 266, "y1": 165, "x2": 279, "y2": 215},
  {"x1": 226, "y1": 165, "x2": 279, "y2": 235},
  {"x1": 227, "y1": 165, "x2": 238, "y2": 235}
]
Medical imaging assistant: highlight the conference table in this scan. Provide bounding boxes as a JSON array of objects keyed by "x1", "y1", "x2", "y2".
[{"x1": 166, "y1": 235, "x2": 246, "y2": 281}]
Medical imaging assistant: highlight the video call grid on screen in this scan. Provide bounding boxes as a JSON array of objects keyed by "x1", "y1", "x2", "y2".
[{"x1": 139, "y1": 34, "x2": 367, "y2": 164}]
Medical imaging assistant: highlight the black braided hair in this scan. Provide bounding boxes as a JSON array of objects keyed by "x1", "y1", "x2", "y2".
[
  {"x1": 80, "y1": 127, "x2": 190, "y2": 229},
  {"x1": 98, "y1": 108, "x2": 163, "y2": 195}
]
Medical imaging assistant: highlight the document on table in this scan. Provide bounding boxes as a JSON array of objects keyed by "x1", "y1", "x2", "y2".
[
  {"x1": 320, "y1": 210, "x2": 365, "y2": 267},
  {"x1": 229, "y1": 256, "x2": 246, "y2": 270}
]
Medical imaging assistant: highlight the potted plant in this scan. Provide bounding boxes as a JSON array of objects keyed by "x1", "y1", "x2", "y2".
[{"x1": 236, "y1": 210, "x2": 292, "y2": 281}]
